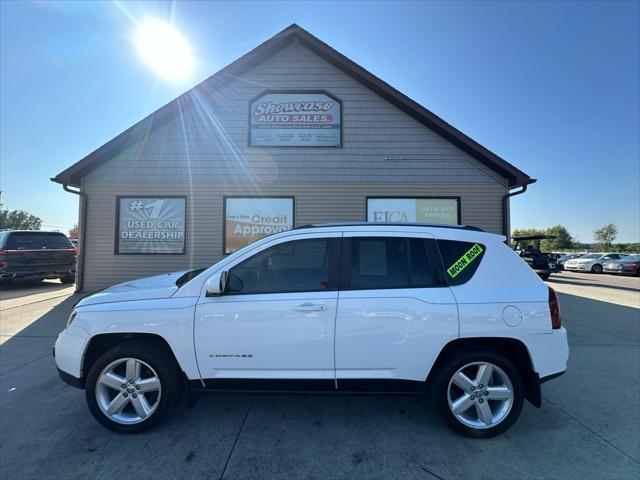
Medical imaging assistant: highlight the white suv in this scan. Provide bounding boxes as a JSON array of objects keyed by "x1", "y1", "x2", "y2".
[{"x1": 54, "y1": 223, "x2": 568, "y2": 437}]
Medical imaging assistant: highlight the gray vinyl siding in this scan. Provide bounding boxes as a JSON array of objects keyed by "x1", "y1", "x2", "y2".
[
  {"x1": 79, "y1": 39, "x2": 510, "y2": 291},
  {"x1": 81, "y1": 181, "x2": 505, "y2": 291},
  {"x1": 85, "y1": 39, "x2": 507, "y2": 186}
]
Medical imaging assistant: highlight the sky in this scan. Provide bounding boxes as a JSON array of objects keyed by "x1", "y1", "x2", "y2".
[{"x1": 1, "y1": 0, "x2": 639, "y2": 243}]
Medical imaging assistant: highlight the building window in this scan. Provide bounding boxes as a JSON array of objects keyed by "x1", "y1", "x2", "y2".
[
  {"x1": 224, "y1": 197, "x2": 294, "y2": 254},
  {"x1": 366, "y1": 197, "x2": 460, "y2": 225},
  {"x1": 115, "y1": 196, "x2": 186, "y2": 254}
]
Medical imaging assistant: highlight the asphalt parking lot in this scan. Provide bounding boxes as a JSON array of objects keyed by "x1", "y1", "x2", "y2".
[
  {"x1": 547, "y1": 270, "x2": 640, "y2": 308},
  {"x1": 1, "y1": 275, "x2": 639, "y2": 480}
]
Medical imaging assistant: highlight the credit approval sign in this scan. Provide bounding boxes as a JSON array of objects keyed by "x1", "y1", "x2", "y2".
[
  {"x1": 224, "y1": 197, "x2": 294, "y2": 254},
  {"x1": 249, "y1": 91, "x2": 341, "y2": 147}
]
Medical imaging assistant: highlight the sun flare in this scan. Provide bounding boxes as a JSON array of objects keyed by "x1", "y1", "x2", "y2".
[{"x1": 134, "y1": 19, "x2": 193, "y2": 82}]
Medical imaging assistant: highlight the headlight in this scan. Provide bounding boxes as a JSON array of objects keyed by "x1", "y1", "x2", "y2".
[{"x1": 67, "y1": 310, "x2": 77, "y2": 327}]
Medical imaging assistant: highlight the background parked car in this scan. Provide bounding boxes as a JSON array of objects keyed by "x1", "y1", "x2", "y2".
[
  {"x1": 0, "y1": 230, "x2": 77, "y2": 284},
  {"x1": 563, "y1": 253, "x2": 627, "y2": 274},
  {"x1": 556, "y1": 253, "x2": 584, "y2": 270},
  {"x1": 603, "y1": 254, "x2": 640, "y2": 276}
]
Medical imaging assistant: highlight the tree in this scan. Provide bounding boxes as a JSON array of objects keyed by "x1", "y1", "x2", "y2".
[
  {"x1": 545, "y1": 225, "x2": 574, "y2": 250},
  {"x1": 68, "y1": 224, "x2": 79, "y2": 240},
  {"x1": 511, "y1": 226, "x2": 575, "y2": 251},
  {"x1": 0, "y1": 209, "x2": 42, "y2": 230},
  {"x1": 593, "y1": 224, "x2": 618, "y2": 249}
]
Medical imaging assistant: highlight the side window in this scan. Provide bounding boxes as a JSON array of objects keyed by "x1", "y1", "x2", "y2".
[
  {"x1": 348, "y1": 237, "x2": 435, "y2": 290},
  {"x1": 226, "y1": 238, "x2": 334, "y2": 294},
  {"x1": 408, "y1": 238, "x2": 435, "y2": 287},
  {"x1": 437, "y1": 240, "x2": 486, "y2": 286}
]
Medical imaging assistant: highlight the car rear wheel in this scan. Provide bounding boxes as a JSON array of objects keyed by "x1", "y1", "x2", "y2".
[
  {"x1": 432, "y1": 350, "x2": 524, "y2": 438},
  {"x1": 60, "y1": 274, "x2": 75, "y2": 284},
  {"x1": 591, "y1": 264, "x2": 603, "y2": 274},
  {"x1": 85, "y1": 340, "x2": 179, "y2": 433}
]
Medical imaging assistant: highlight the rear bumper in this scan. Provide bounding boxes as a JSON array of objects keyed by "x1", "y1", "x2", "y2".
[
  {"x1": 1, "y1": 266, "x2": 75, "y2": 280},
  {"x1": 524, "y1": 328, "x2": 569, "y2": 379}
]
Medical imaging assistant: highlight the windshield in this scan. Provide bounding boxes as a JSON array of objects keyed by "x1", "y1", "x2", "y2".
[
  {"x1": 623, "y1": 255, "x2": 640, "y2": 262},
  {"x1": 580, "y1": 254, "x2": 602, "y2": 259}
]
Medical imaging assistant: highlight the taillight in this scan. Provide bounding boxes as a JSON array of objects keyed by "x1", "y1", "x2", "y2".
[
  {"x1": 548, "y1": 286, "x2": 561, "y2": 329},
  {"x1": 0, "y1": 249, "x2": 5, "y2": 268}
]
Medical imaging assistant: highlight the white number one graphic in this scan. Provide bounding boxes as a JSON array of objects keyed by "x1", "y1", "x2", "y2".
[{"x1": 145, "y1": 200, "x2": 164, "y2": 219}]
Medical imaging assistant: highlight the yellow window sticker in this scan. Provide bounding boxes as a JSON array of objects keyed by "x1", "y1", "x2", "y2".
[{"x1": 446, "y1": 243, "x2": 484, "y2": 278}]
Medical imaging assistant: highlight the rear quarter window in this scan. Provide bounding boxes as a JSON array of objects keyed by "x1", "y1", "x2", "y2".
[
  {"x1": 5, "y1": 232, "x2": 73, "y2": 250},
  {"x1": 437, "y1": 240, "x2": 486, "y2": 285}
]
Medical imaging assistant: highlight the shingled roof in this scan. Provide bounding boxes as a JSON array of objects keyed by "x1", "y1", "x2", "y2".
[{"x1": 52, "y1": 24, "x2": 533, "y2": 188}]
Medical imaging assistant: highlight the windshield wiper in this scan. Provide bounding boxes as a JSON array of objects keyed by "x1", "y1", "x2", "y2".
[{"x1": 175, "y1": 268, "x2": 206, "y2": 287}]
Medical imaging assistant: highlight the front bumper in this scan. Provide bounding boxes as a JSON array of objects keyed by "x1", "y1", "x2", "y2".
[
  {"x1": 53, "y1": 324, "x2": 90, "y2": 386},
  {"x1": 564, "y1": 263, "x2": 591, "y2": 271},
  {"x1": 604, "y1": 267, "x2": 638, "y2": 275}
]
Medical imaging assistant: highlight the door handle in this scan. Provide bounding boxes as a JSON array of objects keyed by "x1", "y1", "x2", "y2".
[{"x1": 293, "y1": 303, "x2": 327, "y2": 312}]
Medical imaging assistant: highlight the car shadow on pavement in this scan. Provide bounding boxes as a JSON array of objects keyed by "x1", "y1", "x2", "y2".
[
  {"x1": 0, "y1": 294, "x2": 81, "y2": 375},
  {"x1": 550, "y1": 276, "x2": 640, "y2": 293}
]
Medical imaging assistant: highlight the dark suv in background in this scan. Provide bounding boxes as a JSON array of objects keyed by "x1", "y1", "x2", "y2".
[{"x1": 0, "y1": 231, "x2": 76, "y2": 284}]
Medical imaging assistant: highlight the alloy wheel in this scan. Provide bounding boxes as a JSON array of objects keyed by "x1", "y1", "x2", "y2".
[
  {"x1": 447, "y1": 361, "x2": 514, "y2": 430},
  {"x1": 95, "y1": 357, "x2": 162, "y2": 425}
]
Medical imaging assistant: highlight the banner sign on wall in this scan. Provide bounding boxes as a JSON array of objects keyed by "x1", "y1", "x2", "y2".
[
  {"x1": 367, "y1": 198, "x2": 460, "y2": 225},
  {"x1": 249, "y1": 91, "x2": 341, "y2": 147},
  {"x1": 225, "y1": 197, "x2": 294, "y2": 254},
  {"x1": 116, "y1": 197, "x2": 186, "y2": 254}
]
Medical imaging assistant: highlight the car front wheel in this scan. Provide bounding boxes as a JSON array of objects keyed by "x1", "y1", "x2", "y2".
[
  {"x1": 432, "y1": 350, "x2": 524, "y2": 438},
  {"x1": 591, "y1": 264, "x2": 603, "y2": 274},
  {"x1": 85, "y1": 340, "x2": 178, "y2": 433}
]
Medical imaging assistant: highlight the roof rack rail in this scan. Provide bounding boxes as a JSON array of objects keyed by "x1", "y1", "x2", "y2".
[{"x1": 293, "y1": 222, "x2": 484, "y2": 232}]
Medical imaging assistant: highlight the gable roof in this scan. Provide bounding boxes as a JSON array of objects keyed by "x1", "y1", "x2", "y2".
[{"x1": 52, "y1": 23, "x2": 533, "y2": 188}]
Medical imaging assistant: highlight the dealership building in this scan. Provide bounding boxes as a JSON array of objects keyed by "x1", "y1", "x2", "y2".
[{"x1": 52, "y1": 24, "x2": 534, "y2": 292}]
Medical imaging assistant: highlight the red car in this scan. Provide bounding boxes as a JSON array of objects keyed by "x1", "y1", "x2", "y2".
[{"x1": 603, "y1": 254, "x2": 640, "y2": 276}]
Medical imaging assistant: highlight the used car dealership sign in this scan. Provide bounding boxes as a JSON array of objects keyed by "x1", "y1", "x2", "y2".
[
  {"x1": 116, "y1": 197, "x2": 186, "y2": 254},
  {"x1": 250, "y1": 91, "x2": 341, "y2": 146}
]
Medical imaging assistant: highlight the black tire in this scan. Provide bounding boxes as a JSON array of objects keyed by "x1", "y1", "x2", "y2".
[
  {"x1": 591, "y1": 264, "x2": 603, "y2": 274},
  {"x1": 431, "y1": 349, "x2": 524, "y2": 438},
  {"x1": 60, "y1": 274, "x2": 76, "y2": 284},
  {"x1": 85, "y1": 339, "x2": 179, "y2": 433}
]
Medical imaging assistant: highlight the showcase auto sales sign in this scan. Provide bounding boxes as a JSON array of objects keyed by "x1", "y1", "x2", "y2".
[{"x1": 250, "y1": 91, "x2": 341, "y2": 146}]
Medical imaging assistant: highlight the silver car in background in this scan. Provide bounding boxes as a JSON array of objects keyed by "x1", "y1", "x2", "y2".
[{"x1": 563, "y1": 253, "x2": 628, "y2": 274}]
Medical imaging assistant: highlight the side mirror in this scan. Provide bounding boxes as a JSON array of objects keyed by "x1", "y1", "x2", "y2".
[{"x1": 205, "y1": 271, "x2": 227, "y2": 297}]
